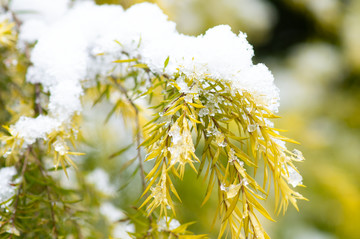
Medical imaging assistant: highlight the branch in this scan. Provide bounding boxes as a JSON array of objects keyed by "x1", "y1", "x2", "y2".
[
  {"x1": 7, "y1": 148, "x2": 30, "y2": 237},
  {"x1": 2, "y1": 4, "x2": 23, "y2": 30},
  {"x1": 110, "y1": 76, "x2": 146, "y2": 190},
  {"x1": 31, "y1": 149, "x2": 58, "y2": 238},
  {"x1": 109, "y1": 76, "x2": 156, "y2": 235},
  {"x1": 35, "y1": 83, "x2": 43, "y2": 115}
]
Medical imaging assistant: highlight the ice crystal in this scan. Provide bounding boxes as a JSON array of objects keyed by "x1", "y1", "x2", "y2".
[
  {"x1": 158, "y1": 217, "x2": 181, "y2": 231},
  {"x1": 205, "y1": 127, "x2": 215, "y2": 137},
  {"x1": 220, "y1": 183, "x2": 242, "y2": 199},
  {"x1": 169, "y1": 124, "x2": 182, "y2": 144},
  {"x1": 292, "y1": 149, "x2": 305, "y2": 161},
  {"x1": 168, "y1": 120, "x2": 195, "y2": 166},
  {"x1": 184, "y1": 94, "x2": 193, "y2": 103},
  {"x1": 150, "y1": 185, "x2": 169, "y2": 205},
  {"x1": 242, "y1": 178, "x2": 249, "y2": 186},
  {"x1": 247, "y1": 123, "x2": 258, "y2": 133},
  {"x1": 286, "y1": 166, "x2": 303, "y2": 187},
  {"x1": 198, "y1": 108, "x2": 209, "y2": 117},
  {"x1": 228, "y1": 149, "x2": 237, "y2": 163},
  {"x1": 214, "y1": 129, "x2": 227, "y2": 147},
  {"x1": 176, "y1": 76, "x2": 190, "y2": 93},
  {"x1": 53, "y1": 139, "x2": 67, "y2": 155},
  {"x1": 228, "y1": 148, "x2": 244, "y2": 166}
]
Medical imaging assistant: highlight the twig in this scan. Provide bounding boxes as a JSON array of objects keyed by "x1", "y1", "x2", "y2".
[
  {"x1": 163, "y1": 93, "x2": 185, "y2": 114},
  {"x1": 9, "y1": 148, "x2": 30, "y2": 234},
  {"x1": 35, "y1": 83, "x2": 43, "y2": 115},
  {"x1": 2, "y1": 4, "x2": 23, "y2": 29},
  {"x1": 110, "y1": 76, "x2": 146, "y2": 190},
  {"x1": 110, "y1": 76, "x2": 154, "y2": 235},
  {"x1": 162, "y1": 82, "x2": 195, "y2": 113},
  {"x1": 31, "y1": 149, "x2": 59, "y2": 238}
]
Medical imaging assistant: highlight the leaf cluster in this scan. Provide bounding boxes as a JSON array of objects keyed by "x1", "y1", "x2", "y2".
[{"x1": 135, "y1": 70, "x2": 306, "y2": 238}]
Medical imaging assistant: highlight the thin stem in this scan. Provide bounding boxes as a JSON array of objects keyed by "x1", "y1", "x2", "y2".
[
  {"x1": 35, "y1": 83, "x2": 43, "y2": 115},
  {"x1": 110, "y1": 76, "x2": 154, "y2": 234},
  {"x1": 31, "y1": 149, "x2": 58, "y2": 238},
  {"x1": 162, "y1": 81, "x2": 195, "y2": 114},
  {"x1": 135, "y1": 114, "x2": 146, "y2": 190},
  {"x1": 163, "y1": 93, "x2": 185, "y2": 114},
  {"x1": 9, "y1": 148, "x2": 30, "y2": 232},
  {"x1": 110, "y1": 76, "x2": 146, "y2": 190},
  {"x1": 1, "y1": 4, "x2": 22, "y2": 29}
]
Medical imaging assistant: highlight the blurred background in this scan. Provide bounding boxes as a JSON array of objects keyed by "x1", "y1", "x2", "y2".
[{"x1": 1, "y1": 0, "x2": 360, "y2": 238}]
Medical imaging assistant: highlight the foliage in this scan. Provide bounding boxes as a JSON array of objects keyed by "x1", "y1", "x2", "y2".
[{"x1": 0, "y1": 1, "x2": 307, "y2": 238}]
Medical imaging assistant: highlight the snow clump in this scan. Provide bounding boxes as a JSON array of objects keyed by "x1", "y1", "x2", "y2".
[{"x1": 10, "y1": 1, "x2": 280, "y2": 147}]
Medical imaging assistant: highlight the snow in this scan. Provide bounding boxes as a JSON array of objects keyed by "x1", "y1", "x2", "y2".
[
  {"x1": 100, "y1": 201, "x2": 134, "y2": 239},
  {"x1": 0, "y1": 166, "x2": 17, "y2": 205},
  {"x1": 100, "y1": 202, "x2": 126, "y2": 222},
  {"x1": 168, "y1": 120, "x2": 195, "y2": 165},
  {"x1": 247, "y1": 123, "x2": 258, "y2": 133},
  {"x1": 292, "y1": 149, "x2": 305, "y2": 161},
  {"x1": 11, "y1": 115, "x2": 61, "y2": 146},
  {"x1": 9, "y1": 1, "x2": 280, "y2": 147},
  {"x1": 112, "y1": 222, "x2": 134, "y2": 239},
  {"x1": 286, "y1": 166, "x2": 303, "y2": 187},
  {"x1": 228, "y1": 149, "x2": 244, "y2": 166},
  {"x1": 220, "y1": 183, "x2": 242, "y2": 199},
  {"x1": 53, "y1": 139, "x2": 67, "y2": 155},
  {"x1": 86, "y1": 168, "x2": 117, "y2": 196},
  {"x1": 10, "y1": 0, "x2": 70, "y2": 23},
  {"x1": 158, "y1": 217, "x2": 181, "y2": 231},
  {"x1": 10, "y1": 0, "x2": 70, "y2": 46}
]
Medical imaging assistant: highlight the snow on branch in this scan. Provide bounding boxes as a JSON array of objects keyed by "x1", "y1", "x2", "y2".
[{"x1": 9, "y1": 1, "x2": 279, "y2": 146}]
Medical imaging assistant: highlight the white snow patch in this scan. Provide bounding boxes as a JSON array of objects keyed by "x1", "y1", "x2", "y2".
[
  {"x1": 10, "y1": 2, "x2": 280, "y2": 147},
  {"x1": 0, "y1": 166, "x2": 17, "y2": 205}
]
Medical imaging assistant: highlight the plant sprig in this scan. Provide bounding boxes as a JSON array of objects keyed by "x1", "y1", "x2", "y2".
[{"x1": 137, "y1": 71, "x2": 306, "y2": 238}]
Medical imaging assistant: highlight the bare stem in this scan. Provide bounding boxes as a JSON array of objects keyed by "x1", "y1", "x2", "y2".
[{"x1": 35, "y1": 83, "x2": 43, "y2": 115}]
